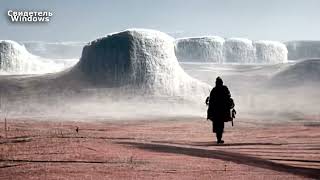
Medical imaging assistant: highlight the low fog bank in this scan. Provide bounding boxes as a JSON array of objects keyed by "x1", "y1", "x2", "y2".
[
  {"x1": 181, "y1": 62, "x2": 320, "y2": 123},
  {"x1": 0, "y1": 88, "x2": 207, "y2": 121},
  {"x1": 1, "y1": 62, "x2": 319, "y2": 123},
  {"x1": 233, "y1": 86, "x2": 320, "y2": 122}
]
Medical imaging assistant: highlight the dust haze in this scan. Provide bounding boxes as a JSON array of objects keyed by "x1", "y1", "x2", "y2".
[
  {"x1": 1, "y1": 62, "x2": 319, "y2": 123},
  {"x1": 0, "y1": 30, "x2": 320, "y2": 124}
]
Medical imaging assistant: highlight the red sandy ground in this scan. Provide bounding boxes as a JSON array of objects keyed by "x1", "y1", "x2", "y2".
[{"x1": 0, "y1": 117, "x2": 319, "y2": 180}]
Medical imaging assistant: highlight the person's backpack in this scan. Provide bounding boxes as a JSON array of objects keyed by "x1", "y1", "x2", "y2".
[
  {"x1": 225, "y1": 98, "x2": 236, "y2": 124},
  {"x1": 228, "y1": 97, "x2": 235, "y2": 109}
]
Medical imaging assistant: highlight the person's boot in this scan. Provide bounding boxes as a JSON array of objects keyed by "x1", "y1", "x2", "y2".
[
  {"x1": 217, "y1": 139, "x2": 224, "y2": 144},
  {"x1": 217, "y1": 131, "x2": 224, "y2": 144}
]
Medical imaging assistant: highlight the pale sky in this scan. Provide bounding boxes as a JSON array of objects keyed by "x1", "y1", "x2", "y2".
[{"x1": 1, "y1": 0, "x2": 320, "y2": 42}]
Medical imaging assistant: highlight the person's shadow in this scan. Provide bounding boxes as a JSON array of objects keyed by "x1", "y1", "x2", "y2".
[
  {"x1": 191, "y1": 142, "x2": 283, "y2": 146},
  {"x1": 116, "y1": 141, "x2": 320, "y2": 179}
]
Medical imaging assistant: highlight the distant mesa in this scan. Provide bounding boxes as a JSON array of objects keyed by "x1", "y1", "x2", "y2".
[
  {"x1": 175, "y1": 36, "x2": 288, "y2": 64},
  {"x1": 271, "y1": 59, "x2": 320, "y2": 86},
  {"x1": 68, "y1": 29, "x2": 210, "y2": 97},
  {"x1": 285, "y1": 41, "x2": 320, "y2": 60},
  {"x1": 22, "y1": 41, "x2": 85, "y2": 59}
]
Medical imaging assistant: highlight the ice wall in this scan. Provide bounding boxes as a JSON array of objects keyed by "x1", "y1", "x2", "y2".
[
  {"x1": 73, "y1": 29, "x2": 210, "y2": 98},
  {"x1": 175, "y1": 36, "x2": 224, "y2": 62},
  {"x1": 254, "y1": 40, "x2": 288, "y2": 64},
  {"x1": 224, "y1": 38, "x2": 255, "y2": 63},
  {"x1": 285, "y1": 41, "x2": 320, "y2": 60},
  {"x1": 175, "y1": 37, "x2": 288, "y2": 64}
]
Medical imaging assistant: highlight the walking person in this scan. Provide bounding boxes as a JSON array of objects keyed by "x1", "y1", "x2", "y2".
[{"x1": 206, "y1": 77, "x2": 235, "y2": 144}]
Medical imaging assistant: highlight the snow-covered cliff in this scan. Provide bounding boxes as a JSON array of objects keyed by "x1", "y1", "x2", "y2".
[
  {"x1": 71, "y1": 29, "x2": 210, "y2": 98},
  {"x1": 0, "y1": 40, "x2": 75, "y2": 74}
]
